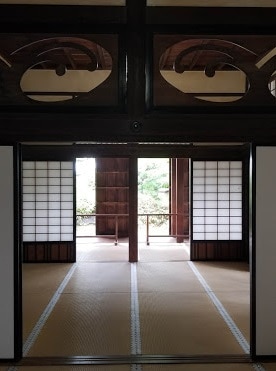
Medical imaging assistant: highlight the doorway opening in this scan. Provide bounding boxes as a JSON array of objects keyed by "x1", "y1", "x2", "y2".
[
  {"x1": 138, "y1": 157, "x2": 170, "y2": 242},
  {"x1": 138, "y1": 157, "x2": 190, "y2": 262},
  {"x1": 76, "y1": 157, "x2": 96, "y2": 239},
  {"x1": 21, "y1": 144, "x2": 250, "y2": 363},
  {"x1": 75, "y1": 156, "x2": 190, "y2": 262},
  {"x1": 76, "y1": 157, "x2": 130, "y2": 262}
]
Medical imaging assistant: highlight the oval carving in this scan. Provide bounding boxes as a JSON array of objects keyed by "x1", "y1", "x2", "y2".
[
  {"x1": 160, "y1": 39, "x2": 251, "y2": 103},
  {"x1": 17, "y1": 37, "x2": 112, "y2": 103}
]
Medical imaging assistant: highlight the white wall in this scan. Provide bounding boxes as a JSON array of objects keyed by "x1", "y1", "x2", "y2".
[
  {"x1": 255, "y1": 146, "x2": 276, "y2": 355},
  {"x1": 0, "y1": 147, "x2": 14, "y2": 358}
]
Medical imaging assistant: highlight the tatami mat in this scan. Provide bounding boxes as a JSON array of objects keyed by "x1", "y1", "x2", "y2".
[
  {"x1": 63, "y1": 262, "x2": 131, "y2": 293},
  {"x1": 21, "y1": 241, "x2": 257, "y2": 367},
  {"x1": 23, "y1": 263, "x2": 73, "y2": 341},
  {"x1": 137, "y1": 261, "x2": 245, "y2": 355},
  {"x1": 23, "y1": 263, "x2": 73, "y2": 294},
  {"x1": 137, "y1": 261, "x2": 204, "y2": 293},
  {"x1": 139, "y1": 291, "x2": 244, "y2": 355},
  {"x1": 25, "y1": 260, "x2": 131, "y2": 357},
  {"x1": 26, "y1": 292, "x2": 131, "y2": 356},
  {"x1": 138, "y1": 243, "x2": 189, "y2": 262},
  {"x1": 77, "y1": 240, "x2": 129, "y2": 262},
  {"x1": 193, "y1": 261, "x2": 250, "y2": 341}
]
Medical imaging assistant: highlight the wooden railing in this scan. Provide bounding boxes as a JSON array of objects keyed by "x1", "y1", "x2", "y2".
[
  {"x1": 139, "y1": 213, "x2": 189, "y2": 245},
  {"x1": 77, "y1": 213, "x2": 128, "y2": 245},
  {"x1": 76, "y1": 213, "x2": 189, "y2": 245}
]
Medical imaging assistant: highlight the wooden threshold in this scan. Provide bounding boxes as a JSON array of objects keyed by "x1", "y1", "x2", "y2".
[{"x1": 14, "y1": 354, "x2": 251, "y2": 366}]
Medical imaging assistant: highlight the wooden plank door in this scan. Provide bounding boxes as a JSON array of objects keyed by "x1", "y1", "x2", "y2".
[
  {"x1": 96, "y1": 158, "x2": 129, "y2": 237},
  {"x1": 170, "y1": 158, "x2": 190, "y2": 242}
]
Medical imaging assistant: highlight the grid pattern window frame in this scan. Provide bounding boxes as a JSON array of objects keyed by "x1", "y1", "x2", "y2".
[
  {"x1": 192, "y1": 160, "x2": 242, "y2": 241},
  {"x1": 22, "y1": 161, "x2": 74, "y2": 242}
]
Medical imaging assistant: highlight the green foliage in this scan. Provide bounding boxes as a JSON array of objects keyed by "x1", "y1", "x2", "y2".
[
  {"x1": 138, "y1": 193, "x2": 169, "y2": 226},
  {"x1": 138, "y1": 159, "x2": 169, "y2": 226},
  {"x1": 77, "y1": 198, "x2": 95, "y2": 215},
  {"x1": 138, "y1": 161, "x2": 169, "y2": 196},
  {"x1": 76, "y1": 198, "x2": 95, "y2": 226}
]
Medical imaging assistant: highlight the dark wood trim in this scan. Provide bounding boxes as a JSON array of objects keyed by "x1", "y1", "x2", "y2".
[
  {"x1": 128, "y1": 156, "x2": 138, "y2": 262},
  {"x1": 146, "y1": 7, "x2": 276, "y2": 29},
  {"x1": 175, "y1": 158, "x2": 187, "y2": 243},
  {"x1": 73, "y1": 159, "x2": 77, "y2": 263},
  {"x1": 23, "y1": 242, "x2": 75, "y2": 263},
  {"x1": 250, "y1": 143, "x2": 256, "y2": 359},
  {"x1": 11, "y1": 354, "x2": 251, "y2": 366},
  {"x1": 0, "y1": 5, "x2": 275, "y2": 31},
  {"x1": 0, "y1": 114, "x2": 276, "y2": 143},
  {"x1": 0, "y1": 5, "x2": 127, "y2": 32},
  {"x1": 126, "y1": 0, "x2": 146, "y2": 119},
  {"x1": 170, "y1": 158, "x2": 177, "y2": 236},
  {"x1": 22, "y1": 143, "x2": 249, "y2": 161},
  {"x1": 5, "y1": 354, "x2": 252, "y2": 367},
  {"x1": 191, "y1": 241, "x2": 246, "y2": 261}
]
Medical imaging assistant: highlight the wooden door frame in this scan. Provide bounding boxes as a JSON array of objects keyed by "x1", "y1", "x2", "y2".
[{"x1": 22, "y1": 142, "x2": 249, "y2": 263}]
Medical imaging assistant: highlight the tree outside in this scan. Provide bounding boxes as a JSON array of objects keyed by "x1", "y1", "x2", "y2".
[
  {"x1": 76, "y1": 158, "x2": 96, "y2": 235},
  {"x1": 138, "y1": 158, "x2": 170, "y2": 235},
  {"x1": 76, "y1": 157, "x2": 170, "y2": 237}
]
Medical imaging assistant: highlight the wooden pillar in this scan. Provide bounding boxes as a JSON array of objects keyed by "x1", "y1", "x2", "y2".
[
  {"x1": 129, "y1": 156, "x2": 138, "y2": 262},
  {"x1": 176, "y1": 159, "x2": 185, "y2": 243},
  {"x1": 170, "y1": 158, "x2": 177, "y2": 236},
  {"x1": 183, "y1": 158, "x2": 190, "y2": 240},
  {"x1": 171, "y1": 158, "x2": 189, "y2": 243}
]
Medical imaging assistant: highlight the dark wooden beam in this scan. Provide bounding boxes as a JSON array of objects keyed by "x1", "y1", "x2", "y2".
[
  {"x1": 0, "y1": 5, "x2": 126, "y2": 32},
  {"x1": 1, "y1": 113, "x2": 276, "y2": 144},
  {"x1": 21, "y1": 143, "x2": 249, "y2": 161},
  {"x1": 126, "y1": 0, "x2": 146, "y2": 119},
  {"x1": 146, "y1": 7, "x2": 276, "y2": 30}
]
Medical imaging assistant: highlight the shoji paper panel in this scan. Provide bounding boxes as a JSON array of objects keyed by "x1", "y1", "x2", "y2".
[
  {"x1": 23, "y1": 161, "x2": 74, "y2": 242},
  {"x1": 192, "y1": 161, "x2": 242, "y2": 240}
]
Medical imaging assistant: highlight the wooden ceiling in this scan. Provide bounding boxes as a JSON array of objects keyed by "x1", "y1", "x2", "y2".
[
  {"x1": 0, "y1": 0, "x2": 275, "y2": 6},
  {"x1": 158, "y1": 36, "x2": 276, "y2": 72},
  {"x1": 0, "y1": 36, "x2": 112, "y2": 72},
  {"x1": 1, "y1": 34, "x2": 275, "y2": 75}
]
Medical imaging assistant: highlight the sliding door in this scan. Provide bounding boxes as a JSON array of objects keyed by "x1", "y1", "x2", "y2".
[
  {"x1": 191, "y1": 160, "x2": 245, "y2": 261},
  {"x1": 0, "y1": 146, "x2": 19, "y2": 359},
  {"x1": 22, "y1": 161, "x2": 75, "y2": 262}
]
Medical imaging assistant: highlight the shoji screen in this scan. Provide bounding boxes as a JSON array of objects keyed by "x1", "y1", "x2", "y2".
[
  {"x1": 193, "y1": 161, "x2": 242, "y2": 240},
  {"x1": 22, "y1": 161, "x2": 75, "y2": 262},
  {"x1": 255, "y1": 146, "x2": 276, "y2": 355},
  {"x1": 0, "y1": 147, "x2": 15, "y2": 358},
  {"x1": 191, "y1": 161, "x2": 243, "y2": 260}
]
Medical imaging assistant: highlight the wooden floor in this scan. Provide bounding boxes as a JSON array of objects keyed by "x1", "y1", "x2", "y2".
[{"x1": 4, "y1": 239, "x2": 276, "y2": 370}]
